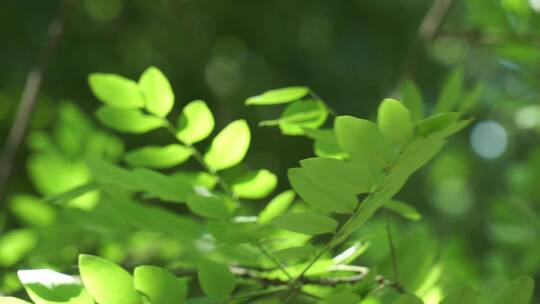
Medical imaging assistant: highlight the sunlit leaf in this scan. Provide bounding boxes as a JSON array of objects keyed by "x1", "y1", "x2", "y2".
[
  {"x1": 124, "y1": 144, "x2": 192, "y2": 169},
  {"x1": 401, "y1": 80, "x2": 425, "y2": 121},
  {"x1": 9, "y1": 195, "x2": 56, "y2": 226},
  {"x1": 392, "y1": 294, "x2": 424, "y2": 304},
  {"x1": 304, "y1": 128, "x2": 346, "y2": 159},
  {"x1": 277, "y1": 99, "x2": 328, "y2": 135},
  {"x1": 288, "y1": 167, "x2": 357, "y2": 214},
  {"x1": 494, "y1": 275, "x2": 534, "y2": 304},
  {"x1": 0, "y1": 229, "x2": 36, "y2": 267},
  {"x1": 245, "y1": 86, "x2": 309, "y2": 105},
  {"x1": 18, "y1": 269, "x2": 94, "y2": 304},
  {"x1": 323, "y1": 291, "x2": 361, "y2": 304},
  {"x1": 271, "y1": 212, "x2": 338, "y2": 235},
  {"x1": 88, "y1": 73, "x2": 144, "y2": 109},
  {"x1": 204, "y1": 119, "x2": 251, "y2": 171},
  {"x1": 176, "y1": 100, "x2": 215, "y2": 144},
  {"x1": 186, "y1": 188, "x2": 230, "y2": 219},
  {"x1": 300, "y1": 158, "x2": 376, "y2": 194},
  {"x1": 79, "y1": 254, "x2": 140, "y2": 304},
  {"x1": 133, "y1": 168, "x2": 192, "y2": 203},
  {"x1": 272, "y1": 245, "x2": 315, "y2": 260},
  {"x1": 198, "y1": 260, "x2": 236, "y2": 297},
  {"x1": 231, "y1": 169, "x2": 277, "y2": 199},
  {"x1": 435, "y1": 67, "x2": 463, "y2": 113},
  {"x1": 96, "y1": 106, "x2": 164, "y2": 133},
  {"x1": 385, "y1": 200, "x2": 421, "y2": 221},
  {"x1": 258, "y1": 190, "x2": 296, "y2": 224},
  {"x1": 378, "y1": 98, "x2": 414, "y2": 146},
  {"x1": 441, "y1": 286, "x2": 478, "y2": 304},
  {"x1": 335, "y1": 115, "x2": 397, "y2": 168},
  {"x1": 0, "y1": 297, "x2": 32, "y2": 304},
  {"x1": 134, "y1": 265, "x2": 187, "y2": 304},
  {"x1": 139, "y1": 66, "x2": 174, "y2": 117}
]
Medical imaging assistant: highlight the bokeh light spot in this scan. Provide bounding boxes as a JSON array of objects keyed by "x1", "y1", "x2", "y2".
[{"x1": 470, "y1": 120, "x2": 508, "y2": 159}]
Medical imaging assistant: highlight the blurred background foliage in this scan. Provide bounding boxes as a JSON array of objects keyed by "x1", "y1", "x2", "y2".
[{"x1": 2, "y1": 0, "x2": 540, "y2": 302}]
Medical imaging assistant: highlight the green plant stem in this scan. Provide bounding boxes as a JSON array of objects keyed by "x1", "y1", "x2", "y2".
[{"x1": 385, "y1": 210, "x2": 400, "y2": 285}]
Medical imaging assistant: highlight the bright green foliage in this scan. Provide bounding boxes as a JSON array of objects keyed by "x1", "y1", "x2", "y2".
[
  {"x1": 0, "y1": 297, "x2": 32, "y2": 304},
  {"x1": 334, "y1": 116, "x2": 397, "y2": 168},
  {"x1": 134, "y1": 266, "x2": 188, "y2": 304},
  {"x1": 4, "y1": 68, "x2": 535, "y2": 304},
  {"x1": 197, "y1": 260, "x2": 237, "y2": 297},
  {"x1": 393, "y1": 294, "x2": 424, "y2": 304},
  {"x1": 88, "y1": 74, "x2": 144, "y2": 109},
  {"x1": 494, "y1": 276, "x2": 535, "y2": 304},
  {"x1": 139, "y1": 66, "x2": 174, "y2": 117},
  {"x1": 124, "y1": 144, "x2": 192, "y2": 168},
  {"x1": 401, "y1": 80, "x2": 425, "y2": 121},
  {"x1": 176, "y1": 100, "x2": 215, "y2": 144},
  {"x1": 378, "y1": 98, "x2": 414, "y2": 146},
  {"x1": 271, "y1": 212, "x2": 338, "y2": 235},
  {"x1": 96, "y1": 106, "x2": 164, "y2": 133},
  {"x1": 78, "y1": 255, "x2": 140, "y2": 304},
  {"x1": 186, "y1": 189, "x2": 229, "y2": 219},
  {"x1": 245, "y1": 86, "x2": 309, "y2": 105},
  {"x1": 441, "y1": 286, "x2": 478, "y2": 304},
  {"x1": 258, "y1": 190, "x2": 295, "y2": 224},
  {"x1": 435, "y1": 67, "x2": 463, "y2": 113},
  {"x1": 385, "y1": 200, "x2": 422, "y2": 221},
  {"x1": 288, "y1": 167, "x2": 357, "y2": 213},
  {"x1": 271, "y1": 245, "x2": 315, "y2": 260},
  {"x1": 322, "y1": 291, "x2": 362, "y2": 303},
  {"x1": 18, "y1": 269, "x2": 94, "y2": 304},
  {"x1": 231, "y1": 169, "x2": 277, "y2": 199},
  {"x1": 203, "y1": 119, "x2": 251, "y2": 171}
]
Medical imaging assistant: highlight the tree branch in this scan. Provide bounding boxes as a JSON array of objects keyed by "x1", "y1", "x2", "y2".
[{"x1": 0, "y1": 0, "x2": 72, "y2": 202}]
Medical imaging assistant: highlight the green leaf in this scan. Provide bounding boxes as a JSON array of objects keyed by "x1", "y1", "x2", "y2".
[
  {"x1": 86, "y1": 159, "x2": 139, "y2": 191},
  {"x1": 288, "y1": 167, "x2": 357, "y2": 214},
  {"x1": 435, "y1": 67, "x2": 463, "y2": 113},
  {"x1": 139, "y1": 66, "x2": 174, "y2": 117},
  {"x1": 300, "y1": 158, "x2": 376, "y2": 194},
  {"x1": 88, "y1": 73, "x2": 144, "y2": 109},
  {"x1": 416, "y1": 113, "x2": 460, "y2": 137},
  {"x1": 271, "y1": 212, "x2": 338, "y2": 235},
  {"x1": 0, "y1": 297, "x2": 32, "y2": 304},
  {"x1": 79, "y1": 254, "x2": 140, "y2": 304},
  {"x1": 334, "y1": 115, "x2": 397, "y2": 168},
  {"x1": 0, "y1": 229, "x2": 36, "y2": 267},
  {"x1": 392, "y1": 294, "x2": 423, "y2": 304},
  {"x1": 276, "y1": 99, "x2": 328, "y2": 136},
  {"x1": 186, "y1": 188, "x2": 230, "y2": 219},
  {"x1": 245, "y1": 86, "x2": 309, "y2": 105},
  {"x1": 322, "y1": 291, "x2": 361, "y2": 304},
  {"x1": 304, "y1": 128, "x2": 346, "y2": 159},
  {"x1": 124, "y1": 144, "x2": 192, "y2": 169},
  {"x1": 441, "y1": 286, "x2": 478, "y2": 304},
  {"x1": 459, "y1": 83, "x2": 484, "y2": 114},
  {"x1": 204, "y1": 120, "x2": 251, "y2": 171},
  {"x1": 134, "y1": 265, "x2": 187, "y2": 304},
  {"x1": 385, "y1": 200, "x2": 421, "y2": 221},
  {"x1": 231, "y1": 169, "x2": 277, "y2": 199},
  {"x1": 378, "y1": 98, "x2": 414, "y2": 146},
  {"x1": 17, "y1": 269, "x2": 94, "y2": 304},
  {"x1": 176, "y1": 100, "x2": 215, "y2": 144},
  {"x1": 258, "y1": 190, "x2": 296, "y2": 224},
  {"x1": 133, "y1": 168, "x2": 192, "y2": 203},
  {"x1": 494, "y1": 275, "x2": 535, "y2": 304},
  {"x1": 272, "y1": 245, "x2": 315, "y2": 260},
  {"x1": 198, "y1": 260, "x2": 237, "y2": 297},
  {"x1": 401, "y1": 80, "x2": 425, "y2": 121},
  {"x1": 96, "y1": 106, "x2": 164, "y2": 133}
]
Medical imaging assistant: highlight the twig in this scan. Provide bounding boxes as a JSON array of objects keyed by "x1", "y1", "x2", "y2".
[
  {"x1": 0, "y1": 0, "x2": 72, "y2": 201},
  {"x1": 384, "y1": 211, "x2": 400, "y2": 286}
]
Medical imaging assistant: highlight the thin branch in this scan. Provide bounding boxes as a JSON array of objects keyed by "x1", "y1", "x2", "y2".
[
  {"x1": 384, "y1": 210, "x2": 400, "y2": 286},
  {"x1": 0, "y1": 0, "x2": 72, "y2": 201}
]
